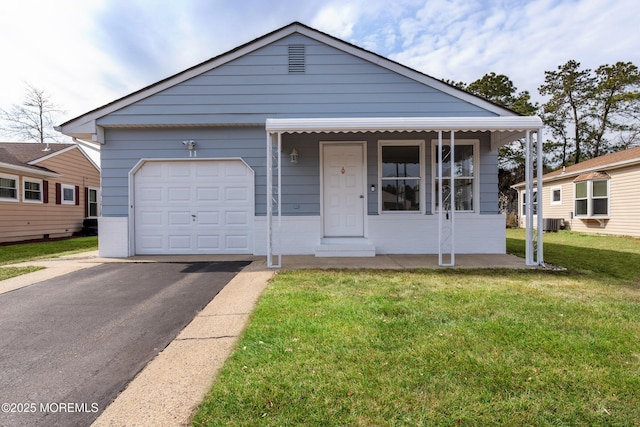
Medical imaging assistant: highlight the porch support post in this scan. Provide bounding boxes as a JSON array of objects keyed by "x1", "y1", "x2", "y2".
[
  {"x1": 449, "y1": 130, "x2": 455, "y2": 266},
  {"x1": 536, "y1": 127, "x2": 544, "y2": 265},
  {"x1": 524, "y1": 130, "x2": 535, "y2": 266},
  {"x1": 266, "y1": 131, "x2": 282, "y2": 268},
  {"x1": 438, "y1": 131, "x2": 443, "y2": 265},
  {"x1": 438, "y1": 130, "x2": 455, "y2": 266}
]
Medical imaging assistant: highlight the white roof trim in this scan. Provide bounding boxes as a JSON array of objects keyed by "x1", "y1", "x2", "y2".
[{"x1": 266, "y1": 116, "x2": 542, "y2": 133}]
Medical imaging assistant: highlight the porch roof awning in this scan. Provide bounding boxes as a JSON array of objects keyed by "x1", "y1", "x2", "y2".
[{"x1": 266, "y1": 116, "x2": 543, "y2": 148}]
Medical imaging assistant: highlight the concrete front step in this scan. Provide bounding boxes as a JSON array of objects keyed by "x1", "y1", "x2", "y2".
[{"x1": 314, "y1": 238, "x2": 376, "y2": 257}]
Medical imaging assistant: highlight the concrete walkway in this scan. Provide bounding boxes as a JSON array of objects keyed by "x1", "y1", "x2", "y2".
[{"x1": 1, "y1": 251, "x2": 528, "y2": 426}]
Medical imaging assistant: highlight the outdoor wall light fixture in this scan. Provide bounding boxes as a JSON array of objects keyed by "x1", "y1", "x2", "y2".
[
  {"x1": 290, "y1": 148, "x2": 299, "y2": 164},
  {"x1": 370, "y1": 184, "x2": 376, "y2": 192},
  {"x1": 182, "y1": 140, "x2": 197, "y2": 157}
]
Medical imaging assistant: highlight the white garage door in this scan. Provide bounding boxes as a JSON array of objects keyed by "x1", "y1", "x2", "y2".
[{"x1": 134, "y1": 160, "x2": 254, "y2": 254}]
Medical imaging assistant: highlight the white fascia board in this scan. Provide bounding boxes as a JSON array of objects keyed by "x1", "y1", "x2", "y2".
[
  {"x1": 266, "y1": 116, "x2": 543, "y2": 134},
  {"x1": 58, "y1": 118, "x2": 97, "y2": 140}
]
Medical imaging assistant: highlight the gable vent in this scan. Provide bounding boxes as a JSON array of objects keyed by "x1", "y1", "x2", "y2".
[{"x1": 288, "y1": 44, "x2": 305, "y2": 73}]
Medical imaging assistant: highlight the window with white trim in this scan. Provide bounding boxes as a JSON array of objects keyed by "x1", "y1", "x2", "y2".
[
  {"x1": 61, "y1": 184, "x2": 76, "y2": 204},
  {"x1": 23, "y1": 177, "x2": 43, "y2": 203},
  {"x1": 0, "y1": 173, "x2": 18, "y2": 202},
  {"x1": 87, "y1": 187, "x2": 100, "y2": 217},
  {"x1": 550, "y1": 186, "x2": 562, "y2": 205},
  {"x1": 378, "y1": 140, "x2": 424, "y2": 213},
  {"x1": 575, "y1": 179, "x2": 609, "y2": 217},
  {"x1": 521, "y1": 190, "x2": 538, "y2": 215},
  {"x1": 432, "y1": 139, "x2": 478, "y2": 212}
]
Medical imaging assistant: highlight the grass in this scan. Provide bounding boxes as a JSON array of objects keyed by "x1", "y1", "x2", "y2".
[
  {"x1": 0, "y1": 237, "x2": 98, "y2": 281},
  {"x1": 193, "y1": 229, "x2": 640, "y2": 426},
  {"x1": 0, "y1": 266, "x2": 44, "y2": 281}
]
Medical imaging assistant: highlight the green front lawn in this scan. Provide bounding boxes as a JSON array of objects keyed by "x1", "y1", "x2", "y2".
[
  {"x1": 0, "y1": 237, "x2": 98, "y2": 281},
  {"x1": 0, "y1": 236, "x2": 98, "y2": 266},
  {"x1": 193, "y1": 230, "x2": 640, "y2": 426}
]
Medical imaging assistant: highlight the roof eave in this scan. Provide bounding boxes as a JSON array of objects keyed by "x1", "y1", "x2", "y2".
[
  {"x1": 512, "y1": 156, "x2": 640, "y2": 188},
  {"x1": 0, "y1": 162, "x2": 62, "y2": 178}
]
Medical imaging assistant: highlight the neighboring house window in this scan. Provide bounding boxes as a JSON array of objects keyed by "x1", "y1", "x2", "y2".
[
  {"x1": 87, "y1": 187, "x2": 100, "y2": 217},
  {"x1": 379, "y1": 140, "x2": 424, "y2": 213},
  {"x1": 522, "y1": 190, "x2": 538, "y2": 215},
  {"x1": 550, "y1": 186, "x2": 562, "y2": 205},
  {"x1": 574, "y1": 179, "x2": 609, "y2": 217},
  {"x1": 61, "y1": 184, "x2": 76, "y2": 204},
  {"x1": 23, "y1": 178, "x2": 43, "y2": 203},
  {"x1": 0, "y1": 174, "x2": 18, "y2": 202},
  {"x1": 432, "y1": 140, "x2": 478, "y2": 212}
]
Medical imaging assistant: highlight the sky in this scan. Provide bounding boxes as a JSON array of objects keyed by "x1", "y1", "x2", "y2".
[{"x1": 1, "y1": 0, "x2": 639, "y2": 141}]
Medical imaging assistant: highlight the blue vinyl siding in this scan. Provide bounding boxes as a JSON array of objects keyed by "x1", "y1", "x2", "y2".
[{"x1": 101, "y1": 128, "x2": 499, "y2": 217}]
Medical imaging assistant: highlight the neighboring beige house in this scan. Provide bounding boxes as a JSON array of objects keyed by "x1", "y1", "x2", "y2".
[
  {"x1": 0, "y1": 142, "x2": 100, "y2": 244},
  {"x1": 513, "y1": 146, "x2": 640, "y2": 237}
]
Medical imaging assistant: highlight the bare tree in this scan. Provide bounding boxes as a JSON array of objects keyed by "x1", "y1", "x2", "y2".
[{"x1": 0, "y1": 83, "x2": 63, "y2": 146}]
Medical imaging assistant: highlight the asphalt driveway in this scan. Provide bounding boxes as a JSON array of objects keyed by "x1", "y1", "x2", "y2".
[{"x1": 0, "y1": 261, "x2": 249, "y2": 427}]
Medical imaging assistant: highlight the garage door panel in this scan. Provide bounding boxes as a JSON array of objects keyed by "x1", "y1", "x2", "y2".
[
  {"x1": 168, "y1": 235, "x2": 192, "y2": 250},
  {"x1": 138, "y1": 210, "x2": 163, "y2": 226},
  {"x1": 138, "y1": 235, "x2": 163, "y2": 251},
  {"x1": 135, "y1": 160, "x2": 253, "y2": 255},
  {"x1": 225, "y1": 186, "x2": 248, "y2": 201},
  {"x1": 139, "y1": 188, "x2": 163, "y2": 203},
  {"x1": 168, "y1": 163, "x2": 191, "y2": 178},
  {"x1": 226, "y1": 235, "x2": 249, "y2": 250},
  {"x1": 196, "y1": 211, "x2": 220, "y2": 225},
  {"x1": 196, "y1": 187, "x2": 219, "y2": 201},
  {"x1": 195, "y1": 235, "x2": 220, "y2": 251},
  {"x1": 168, "y1": 211, "x2": 192, "y2": 225},
  {"x1": 225, "y1": 211, "x2": 248, "y2": 225},
  {"x1": 195, "y1": 162, "x2": 220, "y2": 177},
  {"x1": 168, "y1": 187, "x2": 191, "y2": 202}
]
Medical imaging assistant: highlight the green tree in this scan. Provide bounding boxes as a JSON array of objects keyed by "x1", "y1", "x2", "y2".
[
  {"x1": 539, "y1": 60, "x2": 640, "y2": 166},
  {"x1": 587, "y1": 61, "x2": 640, "y2": 157}
]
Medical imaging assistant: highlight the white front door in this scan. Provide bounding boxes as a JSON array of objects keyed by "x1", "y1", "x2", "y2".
[{"x1": 322, "y1": 143, "x2": 365, "y2": 237}]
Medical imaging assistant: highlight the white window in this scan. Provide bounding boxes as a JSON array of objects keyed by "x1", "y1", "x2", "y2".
[
  {"x1": 574, "y1": 179, "x2": 609, "y2": 217},
  {"x1": 378, "y1": 140, "x2": 425, "y2": 213},
  {"x1": 522, "y1": 190, "x2": 538, "y2": 215},
  {"x1": 87, "y1": 187, "x2": 100, "y2": 217},
  {"x1": 550, "y1": 186, "x2": 562, "y2": 206},
  {"x1": 61, "y1": 184, "x2": 76, "y2": 204},
  {"x1": 432, "y1": 139, "x2": 478, "y2": 212},
  {"x1": 0, "y1": 173, "x2": 18, "y2": 202},
  {"x1": 23, "y1": 177, "x2": 43, "y2": 203}
]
